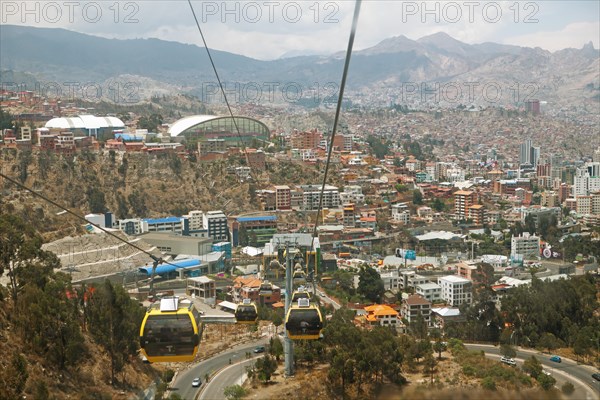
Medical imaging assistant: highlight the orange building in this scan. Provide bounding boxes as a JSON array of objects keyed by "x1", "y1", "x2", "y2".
[{"x1": 454, "y1": 190, "x2": 476, "y2": 220}]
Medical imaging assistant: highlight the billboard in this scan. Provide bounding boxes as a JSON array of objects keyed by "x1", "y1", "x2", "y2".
[{"x1": 395, "y1": 248, "x2": 416, "y2": 260}]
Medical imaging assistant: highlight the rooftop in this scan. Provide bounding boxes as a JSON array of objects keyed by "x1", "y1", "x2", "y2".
[{"x1": 439, "y1": 275, "x2": 471, "y2": 284}]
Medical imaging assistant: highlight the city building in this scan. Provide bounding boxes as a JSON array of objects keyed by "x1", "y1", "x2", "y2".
[
  {"x1": 391, "y1": 202, "x2": 410, "y2": 224},
  {"x1": 139, "y1": 232, "x2": 213, "y2": 256},
  {"x1": 363, "y1": 304, "x2": 402, "y2": 330},
  {"x1": 168, "y1": 115, "x2": 270, "y2": 147},
  {"x1": 144, "y1": 217, "x2": 188, "y2": 235},
  {"x1": 401, "y1": 294, "x2": 432, "y2": 326},
  {"x1": 203, "y1": 211, "x2": 229, "y2": 241},
  {"x1": 45, "y1": 114, "x2": 124, "y2": 138},
  {"x1": 233, "y1": 216, "x2": 277, "y2": 247},
  {"x1": 274, "y1": 185, "x2": 292, "y2": 210},
  {"x1": 438, "y1": 275, "x2": 473, "y2": 307},
  {"x1": 300, "y1": 185, "x2": 340, "y2": 211},
  {"x1": 511, "y1": 233, "x2": 540, "y2": 260},
  {"x1": 415, "y1": 282, "x2": 442, "y2": 303},
  {"x1": 290, "y1": 129, "x2": 321, "y2": 149},
  {"x1": 574, "y1": 163, "x2": 600, "y2": 196},
  {"x1": 454, "y1": 190, "x2": 476, "y2": 220}
]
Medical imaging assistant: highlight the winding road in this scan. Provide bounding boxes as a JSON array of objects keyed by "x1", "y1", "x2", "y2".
[
  {"x1": 168, "y1": 338, "x2": 268, "y2": 400},
  {"x1": 465, "y1": 344, "x2": 600, "y2": 399}
]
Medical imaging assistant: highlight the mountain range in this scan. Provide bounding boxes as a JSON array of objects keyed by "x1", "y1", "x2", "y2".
[{"x1": 1, "y1": 25, "x2": 598, "y2": 107}]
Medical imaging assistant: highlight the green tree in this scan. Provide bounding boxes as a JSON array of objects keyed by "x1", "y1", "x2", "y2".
[
  {"x1": 223, "y1": 385, "x2": 246, "y2": 400},
  {"x1": 423, "y1": 352, "x2": 436, "y2": 383},
  {"x1": 87, "y1": 280, "x2": 144, "y2": 385},
  {"x1": 433, "y1": 340, "x2": 447, "y2": 360},
  {"x1": 138, "y1": 113, "x2": 163, "y2": 132},
  {"x1": 431, "y1": 198, "x2": 446, "y2": 212},
  {"x1": 357, "y1": 265, "x2": 384, "y2": 303},
  {"x1": 0, "y1": 213, "x2": 60, "y2": 303},
  {"x1": 537, "y1": 372, "x2": 556, "y2": 390},
  {"x1": 522, "y1": 356, "x2": 543, "y2": 378},
  {"x1": 269, "y1": 337, "x2": 284, "y2": 361},
  {"x1": 87, "y1": 187, "x2": 107, "y2": 213},
  {"x1": 0, "y1": 352, "x2": 28, "y2": 399},
  {"x1": 500, "y1": 344, "x2": 517, "y2": 358},
  {"x1": 412, "y1": 190, "x2": 423, "y2": 205},
  {"x1": 254, "y1": 354, "x2": 277, "y2": 383}
]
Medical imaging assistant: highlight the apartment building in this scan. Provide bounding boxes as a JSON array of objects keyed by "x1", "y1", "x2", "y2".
[
  {"x1": 274, "y1": 185, "x2": 291, "y2": 210},
  {"x1": 392, "y1": 202, "x2": 410, "y2": 224},
  {"x1": 438, "y1": 275, "x2": 473, "y2": 307},
  {"x1": 203, "y1": 210, "x2": 229, "y2": 241},
  {"x1": 415, "y1": 282, "x2": 442, "y2": 303},
  {"x1": 511, "y1": 232, "x2": 540, "y2": 260},
  {"x1": 401, "y1": 294, "x2": 432, "y2": 325},
  {"x1": 454, "y1": 190, "x2": 476, "y2": 220},
  {"x1": 301, "y1": 185, "x2": 340, "y2": 211}
]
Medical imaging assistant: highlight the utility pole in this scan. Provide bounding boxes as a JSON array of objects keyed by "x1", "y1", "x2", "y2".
[{"x1": 283, "y1": 240, "x2": 295, "y2": 377}]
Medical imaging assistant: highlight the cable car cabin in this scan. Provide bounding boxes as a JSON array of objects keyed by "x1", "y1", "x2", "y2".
[
  {"x1": 285, "y1": 298, "x2": 323, "y2": 340},
  {"x1": 292, "y1": 270, "x2": 306, "y2": 285},
  {"x1": 235, "y1": 299, "x2": 258, "y2": 324},
  {"x1": 259, "y1": 282, "x2": 273, "y2": 296},
  {"x1": 291, "y1": 290, "x2": 311, "y2": 303},
  {"x1": 139, "y1": 297, "x2": 202, "y2": 363}
]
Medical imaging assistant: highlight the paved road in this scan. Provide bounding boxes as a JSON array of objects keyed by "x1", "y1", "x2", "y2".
[
  {"x1": 199, "y1": 357, "x2": 258, "y2": 400},
  {"x1": 169, "y1": 338, "x2": 268, "y2": 400},
  {"x1": 465, "y1": 344, "x2": 600, "y2": 399},
  {"x1": 316, "y1": 286, "x2": 341, "y2": 310}
]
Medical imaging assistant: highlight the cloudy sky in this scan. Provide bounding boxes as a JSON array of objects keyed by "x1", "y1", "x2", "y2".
[{"x1": 1, "y1": 1, "x2": 598, "y2": 59}]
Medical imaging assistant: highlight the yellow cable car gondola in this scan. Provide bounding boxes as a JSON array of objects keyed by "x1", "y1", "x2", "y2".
[
  {"x1": 291, "y1": 290, "x2": 311, "y2": 303},
  {"x1": 292, "y1": 270, "x2": 306, "y2": 285},
  {"x1": 139, "y1": 297, "x2": 202, "y2": 363},
  {"x1": 259, "y1": 281, "x2": 273, "y2": 296},
  {"x1": 235, "y1": 298, "x2": 258, "y2": 324},
  {"x1": 285, "y1": 298, "x2": 323, "y2": 340}
]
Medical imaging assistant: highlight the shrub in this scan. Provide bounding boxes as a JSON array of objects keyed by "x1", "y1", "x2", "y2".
[
  {"x1": 481, "y1": 376, "x2": 496, "y2": 391},
  {"x1": 561, "y1": 382, "x2": 575, "y2": 395}
]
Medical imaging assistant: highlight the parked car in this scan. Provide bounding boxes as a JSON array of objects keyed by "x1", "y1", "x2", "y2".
[
  {"x1": 501, "y1": 356, "x2": 517, "y2": 366},
  {"x1": 592, "y1": 373, "x2": 600, "y2": 381},
  {"x1": 550, "y1": 355, "x2": 562, "y2": 363},
  {"x1": 192, "y1": 378, "x2": 202, "y2": 387},
  {"x1": 253, "y1": 346, "x2": 265, "y2": 353}
]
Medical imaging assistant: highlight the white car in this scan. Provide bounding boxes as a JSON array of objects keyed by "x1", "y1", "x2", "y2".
[
  {"x1": 501, "y1": 356, "x2": 516, "y2": 366},
  {"x1": 192, "y1": 378, "x2": 202, "y2": 387}
]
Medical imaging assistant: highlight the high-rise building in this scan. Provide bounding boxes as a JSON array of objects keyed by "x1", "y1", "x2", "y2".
[
  {"x1": 203, "y1": 210, "x2": 229, "y2": 241},
  {"x1": 574, "y1": 163, "x2": 600, "y2": 196},
  {"x1": 519, "y1": 139, "x2": 539, "y2": 167},
  {"x1": 525, "y1": 99, "x2": 541, "y2": 115},
  {"x1": 454, "y1": 190, "x2": 477, "y2": 220},
  {"x1": 519, "y1": 139, "x2": 532, "y2": 165}
]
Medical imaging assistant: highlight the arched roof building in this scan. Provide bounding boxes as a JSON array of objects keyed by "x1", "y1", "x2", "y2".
[
  {"x1": 45, "y1": 115, "x2": 124, "y2": 137},
  {"x1": 168, "y1": 115, "x2": 270, "y2": 146}
]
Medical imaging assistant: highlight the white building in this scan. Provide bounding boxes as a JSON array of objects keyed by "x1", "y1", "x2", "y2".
[
  {"x1": 380, "y1": 270, "x2": 400, "y2": 291},
  {"x1": 185, "y1": 210, "x2": 204, "y2": 231},
  {"x1": 300, "y1": 185, "x2": 340, "y2": 210},
  {"x1": 115, "y1": 218, "x2": 146, "y2": 235},
  {"x1": 391, "y1": 203, "x2": 411, "y2": 224},
  {"x1": 415, "y1": 282, "x2": 442, "y2": 303},
  {"x1": 438, "y1": 275, "x2": 472, "y2": 307},
  {"x1": 511, "y1": 232, "x2": 540, "y2": 260},
  {"x1": 574, "y1": 163, "x2": 600, "y2": 196}
]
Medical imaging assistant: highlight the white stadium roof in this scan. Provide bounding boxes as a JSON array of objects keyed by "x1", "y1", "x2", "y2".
[
  {"x1": 168, "y1": 115, "x2": 220, "y2": 137},
  {"x1": 45, "y1": 115, "x2": 124, "y2": 130}
]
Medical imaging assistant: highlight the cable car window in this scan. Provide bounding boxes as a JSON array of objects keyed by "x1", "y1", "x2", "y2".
[
  {"x1": 287, "y1": 309, "x2": 322, "y2": 334},
  {"x1": 142, "y1": 315, "x2": 197, "y2": 356}
]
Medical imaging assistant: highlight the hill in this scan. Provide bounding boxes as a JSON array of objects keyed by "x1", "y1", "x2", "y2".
[{"x1": 1, "y1": 25, "x2": 598, "y2": 106}]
